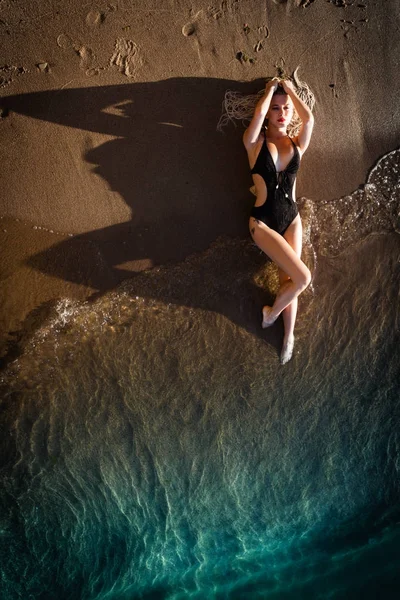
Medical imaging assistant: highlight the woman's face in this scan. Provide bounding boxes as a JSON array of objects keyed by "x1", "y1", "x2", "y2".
[{"x1": 267, "y1": 94, "x2": 294, "y2": 130}]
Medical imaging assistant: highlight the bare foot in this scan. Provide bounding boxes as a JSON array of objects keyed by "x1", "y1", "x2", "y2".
[
  {"x1": 280, "y1": 335, "x2": 295, "y2": 365},
  {"x1": 262, "y1": 306, "x2": 277, "y2": 329}
]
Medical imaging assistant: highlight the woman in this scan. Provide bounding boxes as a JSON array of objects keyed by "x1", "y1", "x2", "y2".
[{"x1": 243, "y1": 78, "x2": 314, "y2": 364}]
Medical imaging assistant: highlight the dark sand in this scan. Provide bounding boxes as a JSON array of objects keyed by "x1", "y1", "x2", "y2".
[{"x1": 0, "y1": 0, "x2": 399, "y2": 360}]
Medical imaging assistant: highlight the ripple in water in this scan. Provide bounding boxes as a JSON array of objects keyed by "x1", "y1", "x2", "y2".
[{"x1": 0, "y1": 150, "x2": 399, "y2": 599}]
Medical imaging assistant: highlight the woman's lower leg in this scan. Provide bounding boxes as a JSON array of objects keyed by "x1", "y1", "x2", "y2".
[
  {"x1": 262, "y1": 272, "x2": 309, "y2": 326},
  {"x1": 282, "y1": 298, "x2": 297, "y2": 341}
]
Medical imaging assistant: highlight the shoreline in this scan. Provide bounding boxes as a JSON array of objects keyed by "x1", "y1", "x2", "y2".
[
  {"x1": 1, "y1": 139, "x2": 398, "y2": 368},
  {"x1": 1, "y1": 0, "x2": 399, "y2": 365}
]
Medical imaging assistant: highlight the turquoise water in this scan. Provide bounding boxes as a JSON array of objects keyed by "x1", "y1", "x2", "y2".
[{"x1": 0, "y1": 150, "x2": 399, "y2": 599}]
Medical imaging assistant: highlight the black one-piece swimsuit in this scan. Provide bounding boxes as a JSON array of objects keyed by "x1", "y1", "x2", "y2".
[{"x1": 250, "y1": 136, "x2": 300, "y2": 235}]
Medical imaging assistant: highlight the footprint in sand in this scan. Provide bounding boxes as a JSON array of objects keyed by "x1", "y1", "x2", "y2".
[
  {"x1": 182, "y1": 22, "x2": 196, "y2": 37},
  {"x1": 85, "y1": 67, "x2": 102, "y2": 77},
  {"x1": 56, "y1": 33, "x2": 73, "y2": 49},
  {"x1": 109, "y1": 38, "x2": 143, "y2": 78},
  {"x1": 76, "y1": 45, "x2": 95, "y2": 69},
  {"x1": 85, "y1": 11, "x2": 106, "y2": 27},
  {"x1": 56, "y1": 34, "x2": 96, "y2": 70},
  {"x1": 182, "y1": 5, "x2": 227, "y2": 39},
  {"x1": 0, "y1": 65, "x2": 28, "y2": 88},
  {"x1": 258, "y1": 25, "x2": 270, "y2": 38},
  {"x1": 206, "y1": 6, "x2": 224, "y2": 20},
  {"x1": 296, "y1": 0, "x2": 316, "y2": 7}
]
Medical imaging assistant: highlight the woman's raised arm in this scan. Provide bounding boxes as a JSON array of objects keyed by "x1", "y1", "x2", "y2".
[
  {"x1": 242, "y1": 79, "x2": 279, "y2": 149},
  {"x1": 281, "y1": 79, "x2": 314, "y2": 153}
]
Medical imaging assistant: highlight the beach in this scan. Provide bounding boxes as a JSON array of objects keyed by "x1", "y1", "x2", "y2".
[
  {"x1": 0, "y1": 0, "x2": 399, "y2": 598},
  {"x1": 1, "y1": 0, "x2": 399, "y2": 358}
]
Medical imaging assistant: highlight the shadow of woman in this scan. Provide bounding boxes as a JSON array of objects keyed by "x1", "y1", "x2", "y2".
[{"x1": 2, "y1": 78, "x2": 286, "y2": 354}]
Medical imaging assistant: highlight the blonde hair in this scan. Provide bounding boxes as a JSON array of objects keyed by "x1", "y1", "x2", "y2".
[{"x1": 217, "y1": 68, "x2": 315, "y2": 137}]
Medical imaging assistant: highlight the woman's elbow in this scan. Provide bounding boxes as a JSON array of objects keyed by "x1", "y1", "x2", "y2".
[
  {"x1": 304, "y1": 113, "x2": 314, "y2": 126},
  {"x1": 243, "y1": 129, "x2": 251, "y2": 147}
]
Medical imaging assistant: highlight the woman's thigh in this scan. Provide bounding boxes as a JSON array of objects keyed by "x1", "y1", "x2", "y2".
[
  {"x1": 249, "y1": 217, "x2": 308, "y2": 284},
  {"x1": 279, "y1": 215, "x2": 303, "y2": 282}
]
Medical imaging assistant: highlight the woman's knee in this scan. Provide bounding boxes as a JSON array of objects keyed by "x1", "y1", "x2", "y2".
[{"x1": 297, "y1": 265, "x2": 311, "y2": 291}]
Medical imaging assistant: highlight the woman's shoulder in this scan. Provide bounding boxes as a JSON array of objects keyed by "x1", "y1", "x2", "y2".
[{"x1": 244, "y1": 128, "x2": 265, "y2": 152}]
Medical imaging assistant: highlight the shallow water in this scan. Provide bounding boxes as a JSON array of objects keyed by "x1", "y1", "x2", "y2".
[{"x1": 0, "y1": 151, "x2": 399, "y2": 599}]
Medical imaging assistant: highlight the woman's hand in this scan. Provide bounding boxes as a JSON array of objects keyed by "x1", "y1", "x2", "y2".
[
  {"x1": 280, "y1": 79, "x2": 296, "y2": 94},
  {"x1": 265, "y1": 78, "x2": 280, "y2": 95}
]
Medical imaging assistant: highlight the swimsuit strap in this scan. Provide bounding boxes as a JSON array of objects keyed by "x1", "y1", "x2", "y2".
[{"x1": 264, "y1": 135, "x2": 298, "y2": 151}]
